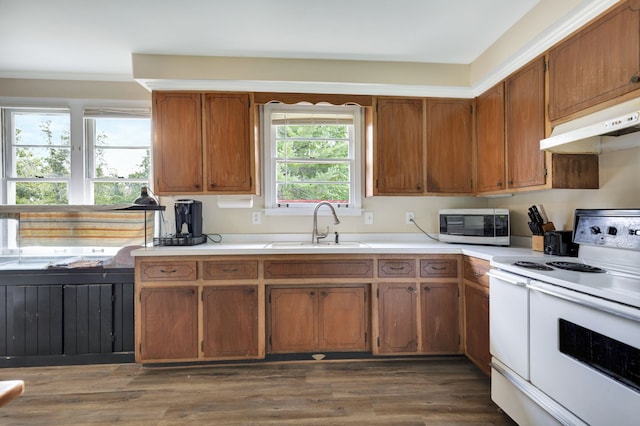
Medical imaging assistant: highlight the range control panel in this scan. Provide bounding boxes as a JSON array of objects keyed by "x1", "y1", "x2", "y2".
[{"x1": 574, "y1": 209, "x2": 640, "y2": 250}]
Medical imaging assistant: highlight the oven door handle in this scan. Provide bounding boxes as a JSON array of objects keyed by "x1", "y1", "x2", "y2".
[
  {"x1": 528, "y1": 281, "x2": 640, "y2": 323},
  {"x1": 487, "y1": 270, "x2": 527, "y2": 287}
]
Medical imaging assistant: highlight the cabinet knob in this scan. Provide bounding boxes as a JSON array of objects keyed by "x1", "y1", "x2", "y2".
[
  {"x1": 320, "y1": 290, "x2": 328, "y2": 297},
  {"x1": 407, "y1": 286, "x2": 414, "y2": 293},
  {"x1": 210, "y1": 182, "x2": 216, "y2": 188},
  {"x1": 194, "y1": 183, "x2": 200, "y2": 189},
  {"x1": 497, "y1": 181, "x2": 502, "y2": 187},
  {"x1": 309, "y1": 291, "x2": 315, "y2": 297},
  {"x1": 416, "y1": 184, "x2": 423, "y2": 190},
  {"x1": 631, "y1": 75, "x2": 640, "y2": 84},
  {"x1": 187, "y1": 289, "x2": 195, "y2": 296},
  {"x1": 423, "y1": 286, "x2": 431, "y2": 292}
]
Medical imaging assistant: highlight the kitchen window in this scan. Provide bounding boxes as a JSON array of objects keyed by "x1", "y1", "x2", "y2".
[
  {"x1": 262, "y1": 103, "x2": 363, "y2": 214},
  {"x1": 1, "y1": 105, "x2": 151, "y2": 205}
]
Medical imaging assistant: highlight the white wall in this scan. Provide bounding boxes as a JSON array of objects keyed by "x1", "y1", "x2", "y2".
[
  {"x1": 488, "y1": 144, "x2": 640, "y2": 236},
  {"x1": 159, "y1": 194, "x2": 489, "y2": 237}
]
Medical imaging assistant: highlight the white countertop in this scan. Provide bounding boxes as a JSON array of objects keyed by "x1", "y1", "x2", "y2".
[{"x1": 131, "y1": 233, "x2": 537, "y2": 260}]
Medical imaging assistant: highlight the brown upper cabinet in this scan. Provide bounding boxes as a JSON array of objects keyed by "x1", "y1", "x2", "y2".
[
  {"x1": 426, "y1": 98, "x2": 474, "y2": 194},
  {"x1": 152, "y1": 92, "x2": 203, "y2": 193},
  {"x1": 548, "y1": 0, "x2": 640, "y2": 123},
  {"x1": 371, "y1": 97, "x2": 474, "y2": 196},
  {"x1": 152, "y1": 91, "x2": 258, "y2": 195},
  {"x1": 373, "y1": 97, "x2": 425, "y2": 194},
  {"x1": 506, "y1": 57, "x2": 547, "y2": 189},
  {"x1": 475, "y1": 57, "x2": 599, "y2": 195},
  {"x1": 476, "y1": 82, "x2": 506, "y2": 193}
]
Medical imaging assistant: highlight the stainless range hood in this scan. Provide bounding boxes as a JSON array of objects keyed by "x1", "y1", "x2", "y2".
[{"x1": 540, "y1": 97, "x2": 640, "y2": 153}]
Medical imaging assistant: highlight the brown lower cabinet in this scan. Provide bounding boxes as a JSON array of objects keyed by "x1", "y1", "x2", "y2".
[
  {"x1": 268, "y1": 286, "x2": 369, "y2": 353},
  {"x1": 421, "y1": 282, "x2": 460, "y2": 353},
  {"x1": 135, "y1": 255, "x2": 464, "y2": 364},
  {"x1": 463, "y1": 256, "x2": 491, "y2": 376},
  {"x1": 376, "y1": 281, "x2": 460, "y2": 355},
  {"x1": 203, "y1": 286, "x2": 259, "y2": 358},
  {"x1": 139, "y1": 286, "x2": 198, "y2": 361}
]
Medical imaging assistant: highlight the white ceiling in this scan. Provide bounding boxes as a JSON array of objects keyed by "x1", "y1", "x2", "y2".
[{"x1": 0, "y1": 0, "x2": 542, "y2": 81}]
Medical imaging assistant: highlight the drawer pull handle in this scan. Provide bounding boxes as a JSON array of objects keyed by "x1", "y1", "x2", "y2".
[
  {"x1": 389, "y1": 266, "x2": 406, "y2": 271},
  {"x1": 431, "y1": 266, "x2": 446, "y2": 270},
  {"x1": 160, "y1": 268, "x2": 178, "y2": 273},
  {"x1": 223, "y1": 268, "x2": 239, "y2": 272}
]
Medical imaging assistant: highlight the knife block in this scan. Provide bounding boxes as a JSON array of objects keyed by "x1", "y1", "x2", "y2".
[
  {"x1": 532, "y1": 222, "x2": 555, "y2": 251},
  {"x1": 532, "y1": 235, "x2": 545, "y2": 252}
]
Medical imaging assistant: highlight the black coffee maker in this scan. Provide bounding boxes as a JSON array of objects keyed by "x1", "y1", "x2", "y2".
[{"x1": 174, "y1": 199, "x2": 203, "y2": 237}]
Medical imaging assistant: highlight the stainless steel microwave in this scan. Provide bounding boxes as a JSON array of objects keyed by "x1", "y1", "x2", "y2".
[{"x1": 439, "y1": 208, "x2": 510, "y2": 246}]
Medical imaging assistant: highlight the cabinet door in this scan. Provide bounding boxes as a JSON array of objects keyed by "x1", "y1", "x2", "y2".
[
  {"x1": 464, "y1": 283, "x2": 490, "y2": 376},
  {"x1": 203, "y1": 93, "x2": 254, "y2": 193},
  {"x1": 374, "y1": 98, "x2": 424, "y2": 194},
  {"x1": 476, "y1": 82, "x2": 506, "y2": 193},
  {"x1": 6, "y1": 285, "x2": 63, "y2": 356},
  {"x1": 139, "y1": 286, "x2": 198, "y2": 361},
  {"x1": 318, "y1": 287, "x2": 368, "y2": 352},
  {"x1": 377, "y1": 283, "x2": 417, "y2": 353},
  {"x1": 426, "y1": 98, "x2": 474, "y2": 193},
  {"x1": 152, "y1": 92, "x2": 203, "y2": 193},
  {"x1": 421, "y1": 282, "x2": 459, "y2": 354},
  {"x1": 549, "y1": 1, "x2": 640, "y2": 121},
  {"x1": 63, "y1": 284, "x2": 113, "y2": 355},
  {"x1": 269, "y1": 288, "x2": 317, "y2": 353},
  {"x1": 202, "y1": 286, "x2": 259, "y2": 358},
  {"x1": 506, "y1": 57, "x2": 546, "y2": 189}
]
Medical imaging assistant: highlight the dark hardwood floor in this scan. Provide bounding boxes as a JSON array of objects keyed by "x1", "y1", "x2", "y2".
[{"x1": 0, "y1": 357, "x2": 515, "y2": 425}]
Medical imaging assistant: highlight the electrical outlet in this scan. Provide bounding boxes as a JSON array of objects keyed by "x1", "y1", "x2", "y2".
[
  {"x1": 251, "y1": 211, "x2": 261, "y2": 225},
  {"x1": 364, "y1": 211, "x2": 374, "y2": 225},
  {"x1": 405, "y1": 211, "x2": 415, "y2": 225}
]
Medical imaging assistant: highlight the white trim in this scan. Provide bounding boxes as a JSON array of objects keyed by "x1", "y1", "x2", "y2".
[{"x1": 262, "y1": 103, "x2": 363, "y2": 215}]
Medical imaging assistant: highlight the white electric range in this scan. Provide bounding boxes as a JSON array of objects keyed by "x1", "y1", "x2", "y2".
[{"x1": 489, "y1": 209, "x2": 640, "y2": 426}]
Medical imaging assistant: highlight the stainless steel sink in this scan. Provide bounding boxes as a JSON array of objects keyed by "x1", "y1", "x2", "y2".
[{"x1": 264, "y1": 241, "x2": 369, "y2": 249}]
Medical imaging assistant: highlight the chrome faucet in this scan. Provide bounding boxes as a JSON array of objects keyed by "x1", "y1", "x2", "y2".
[{"x1": 312, "y1": 202, "x2": 341, "y2": 244}]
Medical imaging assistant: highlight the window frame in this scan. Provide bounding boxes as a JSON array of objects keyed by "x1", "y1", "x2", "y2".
[
  {"x1": 1, "y1": 100, "x2": 151, "y2": 205},
  {"x1": 262, "y1": 103, "x2": 363, "y2": 216},
  {"x1": 84, "y1": 115, "x2": 151, "y2": 204}
]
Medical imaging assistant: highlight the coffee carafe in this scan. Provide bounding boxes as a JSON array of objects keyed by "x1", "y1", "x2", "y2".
[{"x1": 174, "y1": 199, "x2": 203, "y2": 237}]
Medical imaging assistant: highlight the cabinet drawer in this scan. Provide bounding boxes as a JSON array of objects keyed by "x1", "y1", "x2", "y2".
[
  {"x1": 463, "y1": 257, "x2": 490, "y2": 287},
  {"x1": 420, "y1": 258, "x2": 458, "y2": 278},
  {"x1": 378, "y1": 259, "x2": 416, "y2": 278},
  {"x1": 203, "y1": 260, "x2": 258, "y2": 280},
  {"x1": 139, "y1": 261, "x2": 197, "y2": 281},
  {"x1": 264, "y1": 259, "x2": 373, "y2": 279}
]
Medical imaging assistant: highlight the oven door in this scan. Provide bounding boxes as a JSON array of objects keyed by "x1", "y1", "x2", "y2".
[
  {"x1": 529, "y1": 280, "x2": 640, "y2": 426},
  {"x1": 489, "y1": 269, "x2": 529, "y2": 379}
]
